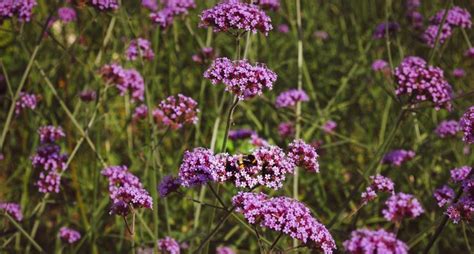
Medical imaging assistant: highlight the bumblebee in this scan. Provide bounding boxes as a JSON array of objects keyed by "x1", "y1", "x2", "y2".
[{"x1": 225, "y1": 154, "x2": 258, "y2": 172}]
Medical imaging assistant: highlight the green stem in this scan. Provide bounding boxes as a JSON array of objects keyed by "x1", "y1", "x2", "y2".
[{"x1": 3, "y1": 213, "x2": 44, "y2": 253}]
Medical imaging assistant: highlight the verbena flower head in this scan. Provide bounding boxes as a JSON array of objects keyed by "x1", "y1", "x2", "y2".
[
  {"x1": 126, "y1": 38, "x2": 155, "y2": 61},
  {"x1": 250, "y1": 133, "x2": 269, "y2": 147},
  {"x1": 158, "y1": 175, "x2": 181, "y2": 197},
  {"x1": 0, "y1": 202, "x2": 23, "y2": 221},
  {"x1": 133, "y1": 104, "x2": 148, "y2": 121},
  {"x1": 382, "y1": 192, "x2": 424, "y2": 222},
  {"x1": 322, "y1": 120, "x2": 337, "y2": 134},
  {"x1": 373, "y1": 22, "x2": 400, "y2": 39},
  {"x1": 31, "y1": 144, "x2": 68, "y2": 172},
  {"x1": 275, "y1": 89, "x2": 309, "y2": 108},
  {"x1": 150, "y1": 0, "x2": 195, "y2": 28},
  {"x1": 141, "y1": 0, "x2": 158, "y2": 11},
  {"x1": 446, "y1": 196, "x2": 474, "y2": 224},
  {"x1": 216, "y1": 246, "x2": 235, "y2": 254},
  {"x1": 100, "y1": 64, "x2": 145, "y2": 102},
  {"x1": 204, "y1": 57, "x2": 277, "y2": 100},
  {"x1": 288, "y1": 139, "x2": 319, "y2": 173},
  {"x1": 89, "y1": 0, "x2": 119, "y2": 11},
  {"x1": 394, "y1": 56, "x2": 453, "y2": 110},
  {"x1": 59, "y1": 227, "x2": 81, "y2": 244},
  {"x1": 101, "y1": 165, "x2": 152, "y2": 215},
  {"x1": 158, "y1": 237, "x2": 180, "y2": 254},
  {"x1": 465, "y1": 48, "x2": 474, "y2": 58},
  {"x1": 277, "y1": 24, "x2": 289, "y2": 33},
  {"x1": 0, "y1": 0, "x2": 37, "y2": 22},
  {"x1": 278, "y1": 122, "x2": 294, "y2": 138},
  {"x1": 460, "y1": 106, "x2": 474, "y2": 144},
  {"x1": 79, "y1": 90, "x2": 97, "y2": 102},
  {"x1": 382, "y1": 150, "x2": 415, "y2": 167},
  {"x1": 37, "y1": 171, "x2": 61, "y2": 193},
  {"x1": 38, "y1": 126, "x2": 65, "y2": 144},
  {"x1": 453, "y1": 68, "x2": 466, "y2": 78},
  {"x1": 406, "y1": 11, "x2": 424, "y2": 30},
  {"x1": 233, "y1": 192, "x2": 336, "y2": 253},
  {"x1": 57, "y1": 7, "x2": 76, "y2": 23},
  {"x1": 430, "y1": 6, "x2": 472, "y2": 29},
  {"x1": 343, "y1": 228, "x2": 408, "y2": 254},
  {"x1": 406, "y1": 0, "x2": 420, "y2": 11},
  {"x1": 361, "y1": 175, "x2": 395, "y2": 204},
  {"x1": 435, "y1": 120, "x2": 459, "y2": 138},
  {"x1": 178, "y1": 148, "x2": 223, "y2": 187},
  {"x1": 199, "y1": 0, "x2": 273, "y2": 35},
  {"x1": 228, "y1": 128, "x2": 255, "y2": 140},
  {"x1": 15, "y1": 92, "x2": 38, "y2": 115},
  {"x1": 314, "y1": 30, "x2": 329, "y2": 40},
  {"x1": 371, "y1": 59, "x2": 389, "y2": 71},
  {"x1": 152, "y1": 94, "x2": 199, "y2": 130},
  {"x1": 422, "y1": 24, "x2": 453, "y2": 48},
  {"x1": 256, "y1": 0, "x2": 280, "y2": 11},
  {"x1": 433, "y1": 185, "x2": 455, "y2": 207},
  {"x1": 192, "y1": 47, "x2": 216, "y2": 64},
  {"x1": 450, "y1": 166, "x2": 472, "y2": 183}
]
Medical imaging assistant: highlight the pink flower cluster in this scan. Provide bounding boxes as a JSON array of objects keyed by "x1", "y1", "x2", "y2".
[
  {"x1": 150, "y1": 0, "x2": 195, "y2": 29},
  {"x1": 382, "y1": 149, "x2": 415, "y2": 167},
  {"x1": 343, "y1": 229, "x2": 408, "y2": 254},
  {"x1": 0, "y1": 0, "x2": 37, "y2": 22},
  {"x1": 382, "y1": 192, "x2": 424, "y2": 222},
  {"x1": 101, "y1": 165, "x2": 153, "y2": 216},
  {"x1": 394, "y1": 56, "x2": 452, "y2": 110},
  {"x1": 15, "y1": 92, "x2": 38, "y2": 115},
  {"x1": 204, "y1": 57, "x2": 277, "y2": 100},
  {"x1": 446, "y1": 196, "x2": 473, "y2": 224},
  {"x1": 178, "y1": 148, "x2": 222, "y2": 187},
  {"x1": 0, "y1": 202, "x2": 23, "y2": 221},
  {"x1": 59, "y1": 227, "x2": 81, "y2": 244},
  {"x1": 433, "y1": 185, "x2": 455, "y2": 207},
  {"x1": 100, "y1": 64, "x2": 145, "y2": 102},
  {"x1": 435, "y1": 120, "x2": 459, "y2": 138},
  {"x1": 371, "y1": 59, "x2": 388, "y2": 71},
  {"x1": 232, "y1": 192, "x2": 336, "y2": 253},
  {"x1": 287, "y1": 139, "x2": 319, "y2": 173},
  {"x1": 423, "y1": 6, "x2": 472, "y2": 47},
  {"x1": 199, "y1": 0, "x2": 273, "y2": 35},
  {"x1": 460, "y1": 106, "x2": 474, "y2": 144},
  {"x1": 158, "y1": 237, "x2": 180, "y2": 254},
  {"x1": 278, "y1": 122, "x2": 294, "y2": 138},
  {"x1": 152, "y1": 94, "x2": 199, "y2": 130},
  {"x1": 38, "y1": 125, "x2": 65, "y2": 144},
  {"x1": 57, "y1": 7, "x2": 76, "y2": 23},
  {"x1": 89, "y1": 0, "x2": 119, "y2": 11},
  {"x1": 361, "y1": 174, "x2": 395, "y2": 204},
  {"x1": 126, "y1": 38, "x2": 155, "y2": 61},
  {"x1": 275, "y1": 89, "x2": 309, "y2": 108},
  {"x1": 216, "y1": 246, "x2": 235, "y2": 254},
  {"x1": 133, "y1": 104, "x2": 148, "y2": 121}
]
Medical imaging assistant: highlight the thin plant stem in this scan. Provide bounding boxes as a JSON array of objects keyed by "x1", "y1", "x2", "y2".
[
  {"x1": 195, "y1": 206, "x2": 236, "y2": 253},
  {"x1": 3, "y1": 213, "x2": 45, "y2": 253},
  {"x1": 269, "y1": 232, "x2": 283, "y2": 252}
]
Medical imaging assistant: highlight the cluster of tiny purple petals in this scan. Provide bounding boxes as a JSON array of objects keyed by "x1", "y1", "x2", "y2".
[
  {"x1": 38, "y1": 126, "x2": 65, "y2": 143},
  {"x1": 57, "y1": 7, "x2": 76, "y2": 23},
  {"x1": 314, "y1": 30, "x2": 329, "y2": 40},
  {"x1": 15, "y1": 92, "x2": 38, "y2": 115},
  {"x1": 31, "y1": 144, "x2": 67, "y2": 171},
  {"x1": 152, "y1": 94, "x2": 199, "y2": 130},
  {"x1": 277, "y1": 24, "x2": 289, "y2": 33},
  {"x1": 460, "y1": 106, "x2": 474, "y2": 144},
  {"x1": 450, "y1": 166, "x2": 472, "y2": 183},
  {"x1": 228, "y1": 128, "x2": 255, "y2": 140},
  {"x1": 422, "y1": 24, "x2": 452, "y2": 48},
  {"x1": 141, "y1": 0, "x2": 158, "y2": 11},
  {"x1": 126, "y1": 38, "x2": 154, "y2": 61},
  {"x1": 275, "y1": 89, "x2": 309, "y2": 108},
  {"x1": 59, "y1": 227, "x2": 81, "y2": 244},
  {"x1": 158, "y1": 175, "x2": 181, "y2": 197},
  {"x1": 192, "y1": 47, "x2": 215, "y2": 64},
  {"x1": 101, "y1": 165, "x2": 152, "y2": 215},
  {"x1": 133, "y1": 104, "x2": 148, "y2": 121},
  {"x1": 200, "y1": 1, "x2": 273, "y2": 35},
  {"x1": 373, "y1": 22, "x2": 400, "y2": 39},
  {"x1": 446, "y1": 196, "x2": 474, "y2": 223},
  {"x1": 453, "y1": 68, "x2": 466, "y2": 78},
  {"x1": 322, "y1": 120, "x2": 337, "y2": 134},
  {"x1": 250, "y1": 134, "x2": 269, "y2": 147},
  {"x1": 430, "y1": 6, "x2": 472, "y2": 29},
  {"x1": 288, "y1": 139, "x2": 319, "y2": 173},
  {"x1": 0, "y1": 0, "x2": 37, "y2": 22},
  {"x1": 216, "y1": 246, "x2": 235, "y2": 254},
  {"x1": 343, "y1": 228, "x2": 408, "y2": 254},
  {"x1": 371, "y1": 59, "x2": 389, "y2": 71},
  {"x1": 232, "y1": 192, "x2": 336, "y2": 253},
  {"x1": 382, "y1": 149, "x2": 415, "y2": 167},
  {"x1": 158, "y1": 237, "x2": 180, "y2": 254},
  {"x1": 361, "y1": 175, "x2": 395, "y2": 204},
  {"x1": 0, "y1": 202, "x2": 23, "y2": 221},
  {"x1": 465, "y1": 48, "x2": 474, "y2": 58},
  {"x1": 204, "y1": 57, "x2": 277, "y2": 100},
  {"x1": 89, "y1": 0, "x2": 119, "y2": 11},
  {"x1": 100, "y1": 64, "x2": 145, "y2": 102},
  {"x1": 278, "y1": 122, "x2": 294, "y2": 138},
  {"x1": 178, "y1": 148, "x2": 222, "y2": 187},
  {"x1": 406, "y1": 11, "x2": 424, "y2": 30},
  {"x1": 433, "y1": 185, "x2": 455, "y2": 207},
  {"x1": 435, "y1": 120, "x2": 459, "y2": 138},
  {"x1": 382, "y1": 192, "x2": 424, "y2": 222},
  {"x1": 394, "y1": 56, "x2": 453, "y2": 110},
  {"x1": 79, "y1": 90, "x2": 97, "y2": 102},
  {"x1": 256, "y1": 0, "x2": 280, "y2": 11},
  {"x1": 150, "y1": 0, "x2": 195, "y2": 28}
]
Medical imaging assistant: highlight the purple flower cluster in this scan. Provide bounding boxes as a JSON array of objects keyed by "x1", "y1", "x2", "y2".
[
  {"x1": 158, "y1": 237, "x2": 180, "y2": 254},
  {"x1": 446, "y1": 196, "x2": 474, "y2": 224},
  {"x1": 152, "y1": 94, "x2": 199, "y2": 130},
  {"x1": 361, "y1": 175, "x2": 395, "y2": 204},
  {"x1": 371, "y1": 59, "x2": 389, "y2": 71},
  {"x1": 0, "y1": 0, "x2": 37, "y2": 22},
  {"x1": 278, "y1": 122, "x2": 294, "y2": 138},
  {"x1": 382, "y1": 149, "x2": 415, "y2": 167},
  {"x1": 460, "y1": 106, "x2": 474, "y2": 144},
  {"x1": 199, "y1": 1, "x2": 273, "y2": 35},
  {"x1": 277, "y1": 24, "x2": 289, "y2": 33},
  {"x1": 58, "y1": 7, "x2": 76, "y2": 23},
  {"x1": 287, "y1": 139, "x2": 319, "y2": 173},
  {"x1": 275, "y1": 89, "x2": 309, "y2": 108},
  {"x1": 451, "y1": 166, "x2": 472, "y2": 183},
  {"x1": 89, "y1": 0, "x2": 119, "y2": 11},
  {"x1": 59, "y1": 227, "x2": 81, "y2": 244},
  {"x1": 423, "y1": 6, "x2": 472, "y2": 47},
  {"x1": 382, "y1": 192, "x2": 424, "y2": 222},
  {"x1": 0, "y1": 202, "x2": 23, "y2": 221},
  {"x1": 406, "y1": 11, "x2": 424, "y2": 30},
  {"x1": 322, "y1": 120, "x2": 337, "y2": 134},
  {"x1": 433, "y1": 185, "x2": 455, "y2": 207},
  {"x1": 100, "y1": 64, "x2": 145, "y2": 102},
  {"x1": 31, "y1": 144, "x2": 67, "y2": 172},
  {"x1": 141, "y1": 0, "x2": 158, "y2": 11},
  {"x1": 133, "y1": 104, "x2": 148, "y2": 121},
  {"x1": 373, "y1": 22, "x2": 400, "y2": 39},
  {"x1": 228, "y1": 128, "x2": 255, "y2": 140},
  {"x1": 232, "y1": 192, "x2": 336, "y2": 253},
  {"x1": 256, "y1": 0, "x2": 280, "y2": 11},
  {"x1": 204, "y1": 57, "x2": 277, "y2": 100},
  {"x1": 101, "y1": 165, "x2": 153, "y2": 216},
  {"x1": 192, "y1": 47, "x2": 216, "y2": 64},
  {"x1": 314, "y1": 30, "x2": 329, "y2": 40},
  {"x1": 422, "y1": 24, "x2": 453, "y2": 48},
  {"x1": 250, "y1": 133, "x2": 269, "y2": 147},
  {"x1": 158, "y1": 175, "x2": 181, "y2": 197},
  {"x1": 465, "y1": 48, "x2": 474, "y2": 58},
  {"x1": 216, "y1": 246, "x2": 235, "y2": 254},
  {"x1": 150, "y1": 0, "x2": 195, "y2": 29},
  {"x1": 38, "y1": 126, "x2": 65, "y2": 144},
  {"x1": 394, "y1": 56, "x2": 453, "y2": 110},
  {"x1": 452, "y1": 68, "x2": 466, "y2": 78},
  {"x1": 126, "y1": 38, "x2": 155, "y2": 61},
  {"x1": 178, "y1": 148, "x2": 223, "y2": 187},
  {"x1": 343, "y1": 229, "x2": 408, "y2": 254},
  {"x1": 435, "y1": 120, "x2": 459, "y2": 138},
  {"x1": 79, "y1": 90, "x2": 97, "y2": 102},
  {"x1": 15, "y1": 92, "x2": 38, "y2": 115}
]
